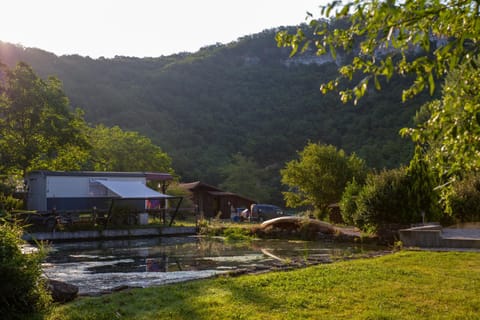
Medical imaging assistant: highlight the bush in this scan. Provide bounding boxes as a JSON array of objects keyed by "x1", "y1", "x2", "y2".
[
  {"x1": 223, "y1": 227, "x2": 253, "y2": 242},
  {"x1": 0, "y1": 221, "x2": 51, "y2": 318},
  {"x1": 446, "y1": 175, "x2": 480, "y2": 222},
  {"x1": 339, "y1": 179, "x2": 362, "y2": 225},
  {"x1": 343, "y1": 167, "x2": 441, "y2": 232},
  {"x1": 354, "y1": 168, "x2": 412, "y2": 230},
  {"x1": 0, "y1": 194, "x2": 23, "y2": 213}
]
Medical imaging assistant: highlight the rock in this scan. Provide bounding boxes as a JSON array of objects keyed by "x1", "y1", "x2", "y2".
[
  {"x1": 112, "y1": 285, "x2": 136, "y2": 292},
  {"x1": 47, "y1": 279, "x2": 78, "y2": 303},
  {"x1": 260, "y1": 216, "x2": 337, "y2": 235}
]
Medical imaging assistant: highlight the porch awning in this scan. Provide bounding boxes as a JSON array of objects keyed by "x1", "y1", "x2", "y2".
[{"x1": 93, "y1": 180, "x2": 174, "y2": 199}]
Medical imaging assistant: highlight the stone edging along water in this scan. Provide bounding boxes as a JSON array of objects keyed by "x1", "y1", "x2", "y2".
[
  {"x1": 22, "y1": 226, "x2": 197, "y2": 242},
  {"x1": 399, "y1": 223, "x2": 480, "y2": 249}
]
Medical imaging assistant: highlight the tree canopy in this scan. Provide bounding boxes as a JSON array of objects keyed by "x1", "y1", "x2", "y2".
[
  {"x1": 277, "y1": 0, "x2": 480, "y2": 185},
  {"x1": 401, "y1": 63, "x2": 480, "y2": 180},
  {"x1": 87, "y1": 125, "x2": 174, "y2": 173},
  {"x1": 219, "y1": 153, "x2": 272, "y2": 202},
  {"x1": 0, "y1": 62, "x2": 88, "y2": 176},
  {"x1": 281, "y1": 142, "x2": 367, "y2": 215},
  {"x1": 277, "y1": 0, "x2": 480, "y2": 103},
  {"x1": 0, "y1": 62, "x2": 175, "y2": 180}
]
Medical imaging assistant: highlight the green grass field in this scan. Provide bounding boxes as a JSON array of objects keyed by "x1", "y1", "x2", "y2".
[{"x1": 45, "y1": 251, "x2": 479, "y2": 320}]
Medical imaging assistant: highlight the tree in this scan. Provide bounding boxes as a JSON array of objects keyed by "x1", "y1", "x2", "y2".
[
  {"x1": 87, "y1": 125, "x2": 174, "y2": 173},
  {"x1": 276, "y1": 0, "x2": 480, "y2": 188},
  {"x1": 401, "y1": 63, "x2": 480, "y2": 180},
  {"x1": 0, "y1": 62, "x2": 88, "y2": 177},
  {"x1": 406, "y1": 146, "x2": 441, "y2": 221},
  {"x1": 277, "y1": 0, "x2": 479, "y2": 103},
  {"x1": 281, "y1": 142, "x2": 367, "y2": 216},
  {"x1": 219, "y1": 153, "x2": 272, "y2": 202}
]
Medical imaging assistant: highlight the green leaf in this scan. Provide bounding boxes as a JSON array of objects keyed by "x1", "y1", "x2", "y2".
[
  {"x1": 451, "y1": 125, "x2": 457, "y2": 138},
  {"x1": 428, "y1": 73, "x2": 435, "y2": 96},
  {"x1": 476, "y1": 112, "x2": 480, "y2": 126},
  {"x1": 374, "y1": 76, "x2": 381, "y2": 90},
  {"x1": 329, "y1": 44, "x2": 337, "y2": 59}
]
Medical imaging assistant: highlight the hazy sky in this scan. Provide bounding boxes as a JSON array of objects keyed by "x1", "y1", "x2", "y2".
[{"x1": 1, "y1": 0, "x2": 325, "y2": 58}]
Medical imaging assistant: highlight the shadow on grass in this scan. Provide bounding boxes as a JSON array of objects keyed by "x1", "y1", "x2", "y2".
[{"x1": 49, "y1": 274, "x2": 278, "y2": 320}]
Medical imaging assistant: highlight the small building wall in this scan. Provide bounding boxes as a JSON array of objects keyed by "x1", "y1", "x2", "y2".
[
  {"x1": 27, "y1": 172, "x2": 48, "y2": 211},
  {"x1": 190, "y1": 185, "x2": 218, "y2": 218},
  {"x1": 216, "y1": 195, "x2": 254, "y2": 219},
  {"x1": 46, "y1": 175, "x2": 145, "y2": 198},
  {"x1": 399, "y1": 228, "x2": 442, "y2": 248},
  {"x1": 27, "y1": 171, "x2": 150, "y2": 212},
  {"x1": 180, "y1": 181, "x2": 255, "y2": 219}
]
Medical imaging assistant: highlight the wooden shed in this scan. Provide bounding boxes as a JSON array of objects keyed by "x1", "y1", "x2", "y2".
[{"x1": 179, "y1": 181, "x2": 255, "y2": 219}]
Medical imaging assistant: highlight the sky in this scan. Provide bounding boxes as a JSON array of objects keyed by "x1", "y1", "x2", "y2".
[{"x1": 1, "y1": 0, "x2": 325, "y2": 58}]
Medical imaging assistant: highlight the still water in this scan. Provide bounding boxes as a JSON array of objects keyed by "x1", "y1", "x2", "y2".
[{"x1": 43, "y1": 236, "x2": 382, "y2": 295}]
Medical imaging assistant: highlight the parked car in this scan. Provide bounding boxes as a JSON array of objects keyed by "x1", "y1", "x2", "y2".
[{"x1": 250, "y1": 204, "x2": 284, "y2": 221}]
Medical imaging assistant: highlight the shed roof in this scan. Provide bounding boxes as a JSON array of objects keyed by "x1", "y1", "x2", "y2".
[
  {"x1": 208, "y1": 191, "x2": 237, "y2": 196},
  {"x1": 208, "y1": 191, "x2": 256, "y2": 203},
  {"x1": 180, "y1": 181, "x2": 256, "y2": 203},
  {"x1": 179, "y1": 181, "x2": 220, "y2": 191},
  {"x1": 93, "y1": 180, "x2": 174, "y2": 199},
  {"x1": 28, "y1": 170, "x2": 173, "y2": 181},
  {"x1": 144, "y1": 172, "x2": 174, "y2": 181}
]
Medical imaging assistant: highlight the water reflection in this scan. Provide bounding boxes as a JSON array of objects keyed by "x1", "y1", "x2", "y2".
[
  {"x1": 146, "y1": 256, "x2": 168, "y2": 272},
  {"x1": 43, "y1": 236, "x2": 381, "y2": 295},
  {"x1": 448, "y1": 222, "x2": 480, "y2": 229}
]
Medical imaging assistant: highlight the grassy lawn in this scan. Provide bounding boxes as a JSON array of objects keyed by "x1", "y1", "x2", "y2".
[{"x1": 45, "y1": 251, "x2": 479, "y2": 320}]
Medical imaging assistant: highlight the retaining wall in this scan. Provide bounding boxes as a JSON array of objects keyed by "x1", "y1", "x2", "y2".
[
  {"x1": 23, "y1": 226, "x2": 197, "y2": 242},
  {"x1": 399, "y1": 224, "x2": 480, "y2": 249}
]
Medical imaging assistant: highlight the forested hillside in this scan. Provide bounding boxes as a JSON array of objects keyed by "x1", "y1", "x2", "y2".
[{"x1": 0, "y1": 27, "x2": 428, "y2": 203}]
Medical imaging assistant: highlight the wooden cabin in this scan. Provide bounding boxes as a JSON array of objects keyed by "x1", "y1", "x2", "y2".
[{"x1": 179, "y1": 181, "x2": 255, "y2": 219}]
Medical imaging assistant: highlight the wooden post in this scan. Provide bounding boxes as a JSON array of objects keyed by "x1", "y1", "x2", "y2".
[{"x1": 103, "y1": 199, "x2": 115, "y2": 229}]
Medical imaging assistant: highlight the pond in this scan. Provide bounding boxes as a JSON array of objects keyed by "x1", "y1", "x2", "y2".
[
  {"x1": 448, "y1": 222, "x2": 480, "y2": 229},
  {"x1": 43, "y1": 236, "x2": 384, "y2": 296}
]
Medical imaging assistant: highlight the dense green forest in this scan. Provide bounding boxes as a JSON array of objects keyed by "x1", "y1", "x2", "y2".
[{"x1": 0, "y1": 27, "x2": 428, "y2": 204}]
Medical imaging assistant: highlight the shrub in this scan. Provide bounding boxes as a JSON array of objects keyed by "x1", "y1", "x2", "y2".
[
  {"x1": 0, "y1": 194, "x2": 23, "y2": 213},
  {"x1": 0, "y1": 180, "x2": 15, "y2": 196},
  {"x1": 348, "y1": 167, "x2": 441, "y2": 232},
  {"x1": 0, "y1": 221, "x2": 51, "y2": 318},
  {"x1": 406, "y1": 147, "x2": 442, "y2": 223},
  {"x1": 353, "y1": 168, "x2": 412, "y2": 230},
  {"x1": 223, "y1": 227, "x2": 253, "y2": 242},
  {"x1": 446, "y1": 175, "x2": 480, "y2": 222},
  {"x1": 339, "y1": 179, "x2": 362, "y2": 225}
]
